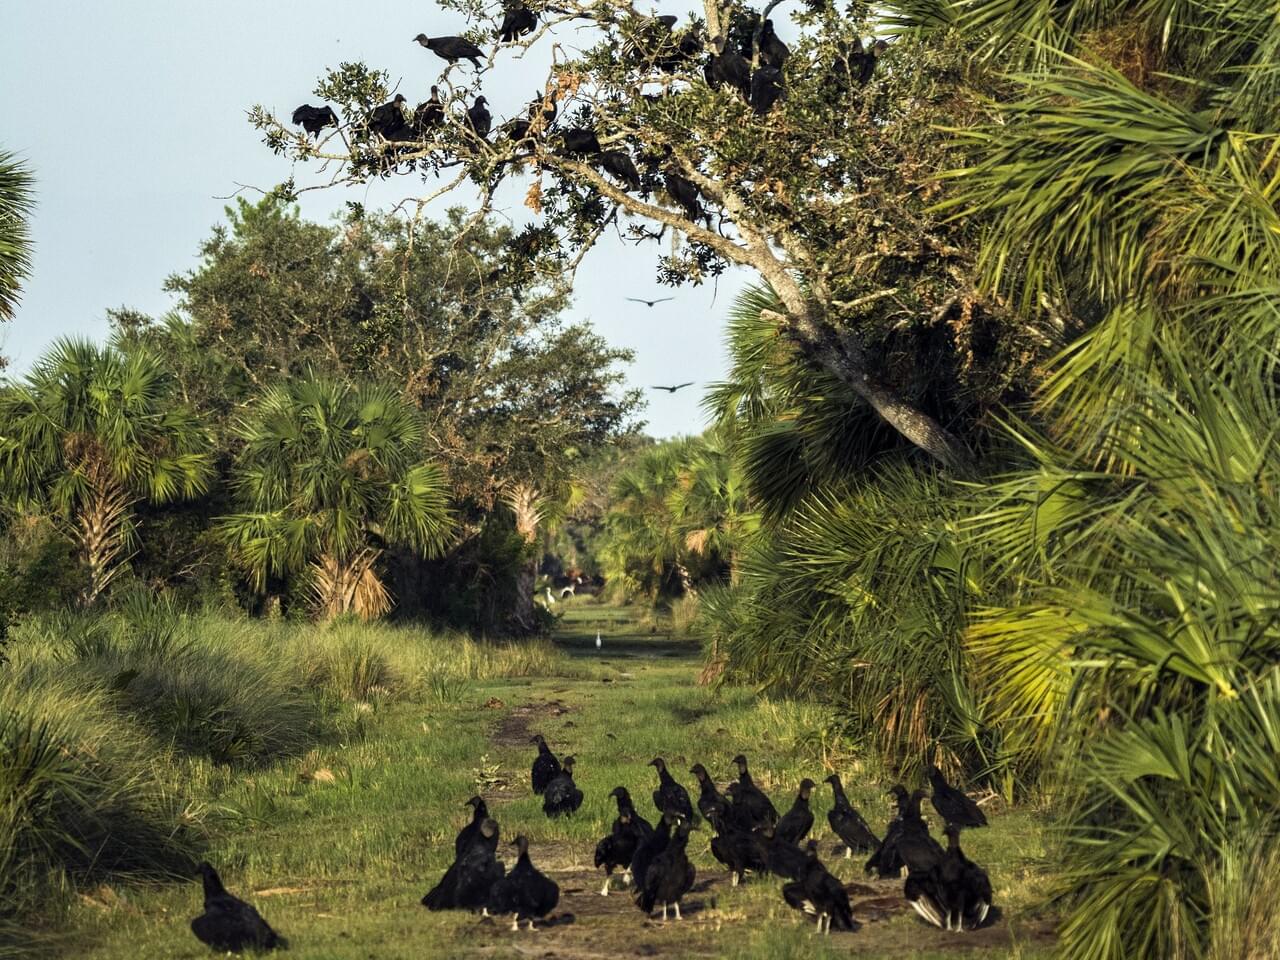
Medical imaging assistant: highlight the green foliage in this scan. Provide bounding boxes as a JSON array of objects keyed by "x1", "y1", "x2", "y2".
[
  {"x1": 0, "y1": 339, "x2": 213, "y2": 605},
  {"x1": 0, "y1": 149, "x2": 34, "y2": 325},
  {"x1": 218, "y1": 376, "x2": 452, "y2": 618},
  {"x1": 597, "y1": 432, "x2": 754, "y2": 601}
]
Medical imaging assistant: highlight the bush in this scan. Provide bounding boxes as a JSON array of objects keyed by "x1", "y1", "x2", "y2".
[{"x1": 0, "y1": 677, "x2": 201, "y2": 952}]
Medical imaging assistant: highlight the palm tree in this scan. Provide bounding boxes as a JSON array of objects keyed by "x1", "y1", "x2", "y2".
[
  {"x1": 0, "y1": 150, "x2": 35, "y2": 324},
  {"x1": 0, "y1": 338, "x2": 212, "y2": 605},
  {"x1": 218, "y1": 377, "x2": 452, "y2": 620}
]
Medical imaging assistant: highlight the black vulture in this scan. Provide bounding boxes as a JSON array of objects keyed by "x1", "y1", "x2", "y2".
[
  {"x1": 636, "y1": 819, "x2": 696, "y2": 921},
  {"x1": 651, "y1": 381, "x2": 694, "y2": 392},
  {"x1": 629, "y1": 297, "x2": 676, "y2": 309},
  {"x1": 487, "y1": 835, "x2": 559, "y2": 931},
  {"x1": 757, "y1": 823, "x2": 808, "y2": 881},
  {"x1": 663, "y1": 171, "x2": 707, "y2": 227},
  {"x1": 729, "y1": 754, "x2": 778, "y2": 829},
  {"x1": 455, "y1": 795, "x2": 490, "y2": 858},
  {"x1": 824, "y1": 773, "x2": 879, "y2": 858},
  {"x1": 749, "y1": 67, "x2": 784, "y2": 116},
  {"x1": 758, "y1": 19, "x2": 790, "y2": 69},
  {"x1": 189, "y1": 862, "x2": 287, "y2": 953},
  {"x1": 368, "y1": 94, "x2": 410, "y2": 140},
  {"x1": 497, "y1": 4, "x2": 537, "y2": 42},
  {"x1": 908, "y1": 823, "x2": 992, "y2": 931},
  {"x1": 599, "y1": 149, "x2": 642, "y2": 192},
  {"x1": 542, "y1": 754, "x2": 584, "y2": 816},
  {"x1": 291, "y1": 104, "x2": 338, "y2": 137},
  {"x1": 561, "y1": 128, "x2": 603, "y2": 157},
  {"x1": 529, "y1": 734, "x2": 560, "y2": 795},
  {"x1": 859, "y1": 39, "x2": 888, "y2": 85},
  {"x1": 705, "y1": 40, "x2": 751, "y2": 99},
  {"x1": 781, "y1": 842, "x2": 858, "y2": 934},
  {"x1": 657, "y1": 27, "x2": 704, "y2": 73},
  {"x1": 466, "y1": 96, "x2": 492, "y2": 140},
  {"x1": 689, "y1": 763, "x2": 728, "y2": 824},
  {"x1": 927, "y1": 765, "x2": 988, "y2": 829},
  {"x1": 774, "y1": 778, "x2": 816, "y2": 845},
  {"x1": 413, "y1": 33, "x2": 485, "y2": 69},
  {"x1": 709, "y1": 813, "x2": 768, "y2": 886},
  {"x1": 648, "y1": 757, "x2": 694, "y2": 821},
  {"x1": 422, "y1": 817, "x2": 504, "y2": 911},
  {"x1": 610, "y1": 786, "x2": 655, "y2": 836},
  {"x1": 629, "y1": 810, "x2": 674, "y2": 891},
  {"x1": 413, "y1": 87, "x2": 444, "y2": 134},
  {"x1": 866, "y1": 786, "x2": 943, "y2": 879},
  {"x1": 595, "y1": 790, "x2": 649, "y2": 895}
]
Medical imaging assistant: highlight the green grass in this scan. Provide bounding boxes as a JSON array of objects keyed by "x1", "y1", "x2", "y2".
[{"x1": 28, "y1": 601, "x2": 1055, "y2": 958}]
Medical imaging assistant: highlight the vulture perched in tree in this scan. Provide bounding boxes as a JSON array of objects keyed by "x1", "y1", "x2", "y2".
[
  {"x1": 705, "y1": 39, "x2": 752, "y2": 99},
  {"x1": 599, "y1": 150, "x2": 643, "y2": 192},
  {"x1": 291, "y1": 104, "x2": 338, "y2": 136},
  {"x1": 663, "y1": 170, "x2": 707, "y2": 227},
  {"x1": 368, "y1": 94, "x2": 410, "y2": 140},
  {"x1": 466, "y1": 96, "x2": 492, "y2": 140},
  {"x1": 413, "y1": 86, "x2": 444, "y2": 134},
  {"x1": 413, "y1": 33, "x2": 485, "y2": 69},
  {"x1": 497, "y1": 4, "x2": 537, "y2": 42},
  {"x1": 189, "y1": 862, "x2": 287, "y2": 953},
  {"x1": 749, "y1": 67, "x2": 784, "y2": 115},
  {"x1": 758, "y1": 19, "x2": 790, "y2": 68},
  {"x1": 561, "y1": 127, "x2": 603, "y2": 157}
]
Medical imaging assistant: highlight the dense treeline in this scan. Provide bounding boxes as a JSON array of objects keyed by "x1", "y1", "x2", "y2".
[{"x1": 0, "y1": 198, "x2": 642, "y2": 634}]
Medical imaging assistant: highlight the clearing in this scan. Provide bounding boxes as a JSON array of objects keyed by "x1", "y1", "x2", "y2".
[{"x1": 66, "y1": 604, "x2": 1056, "y2": 959}]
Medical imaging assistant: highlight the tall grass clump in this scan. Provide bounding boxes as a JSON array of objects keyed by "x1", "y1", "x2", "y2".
[{"x1": 0, "y1": 678, "x2": 200, "y2": 952}]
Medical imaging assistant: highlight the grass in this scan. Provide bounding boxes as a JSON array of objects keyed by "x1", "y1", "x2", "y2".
[{"x1": 17, "y1": 601, "x2": 1055, "y2": 958}]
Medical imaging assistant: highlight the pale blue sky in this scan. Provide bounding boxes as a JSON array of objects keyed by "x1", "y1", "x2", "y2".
[{"x1": 0, "y1": 1, "x2": 757, "y2": 437}]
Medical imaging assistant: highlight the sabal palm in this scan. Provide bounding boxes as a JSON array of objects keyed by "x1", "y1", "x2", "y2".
[
  {"x1": 219, "y1": 377, "x2": 451, "y2": 619},
  {"x1": 0, "y1": 338, "x2": 212, "y2": 604},
  {"x1": 0, "y1": 149, "x2": 34, "y2": 323}
]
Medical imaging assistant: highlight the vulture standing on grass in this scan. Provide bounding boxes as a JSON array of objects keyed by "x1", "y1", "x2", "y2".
[
  {"x1": 595, "y1": 789, "x2": 649, "y2": 895},
  {"x1": 824, "y1": 773, "x2": 879, "y2": 857},
  {"x1": 649, "y1": 757, "x2": 695, "y2": 821},
  {"x1": 413, "y1": 33, "x2": 485, "y2": 69},
  {"x1": 629, "y1": 810, "x2": 674, "y2": 891},
  {"x1": 636, "y1": 819, "x2": 696, "y2": 921},
  {"x1": 291, "y1": 104, "x2": 338, "y2": 136},
  {"x1": 781, "y1": 842, "x2": 856, "y2": 934},
  {"x1": 529, "y1": 734, "x2": 560, "y2": 794},
  {"x1": 487, "y1": 835, "x2": 559, "y2": 931},
  {"x1": 757, "y1": 822, "x2": 809, "y2": 881},
  {"x1": 729, "y1": 754, "x2": 778, "y2": 829},
  {"x1": 927, "y1": 764, "x2": 988, "y2": 829},
  {"x1": 690, "y1": 763, "x2": 729, "y2": 824},
  {"x1": 497, "y1": 4, "x2": 537, "y2": 42},
  {"x1": 454, "y1": 795, "x2": 490, "y2": 857},
  {"x1": 775, "y1": 778, "x2": 816, "y2": 845},
  {"x1": 867, "y1": 786, "x2": 943, "y2": 879},
  {"x1": 190, "y1": 862, "x2": 287, "y2": 953},
  {"x1": 542, "y1": 755, "x2": 584, "y2": 816},
  {"x1": 422, "y1": 817, "x2": 504, "y2": 912},
  {"x1": 709, "y1": 808, "x2": 768, "y2": 886}
]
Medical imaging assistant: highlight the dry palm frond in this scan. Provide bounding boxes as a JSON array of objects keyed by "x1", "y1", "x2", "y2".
[{"x1": 310, "y1": 547, "x2": 391, "y2": 621}]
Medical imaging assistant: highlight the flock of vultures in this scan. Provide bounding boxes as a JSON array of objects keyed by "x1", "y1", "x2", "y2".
[
  {"x1": 288, "y1": 7, "x2": 886, "y2": 228},
  {"x1": 188, "y1": 737, "x2": 993, "y2": 951}
]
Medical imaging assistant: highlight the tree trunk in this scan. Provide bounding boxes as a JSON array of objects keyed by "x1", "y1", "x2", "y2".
[
  {"x1": 77, "y1": 475, "x2": 133, "y2": 607},
  {"x1": 311, "y1": 547, "x2": 391, "y2": 621},
  {"x1": 513, "y1": 556, "x2": 537, "y2": 631}
]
